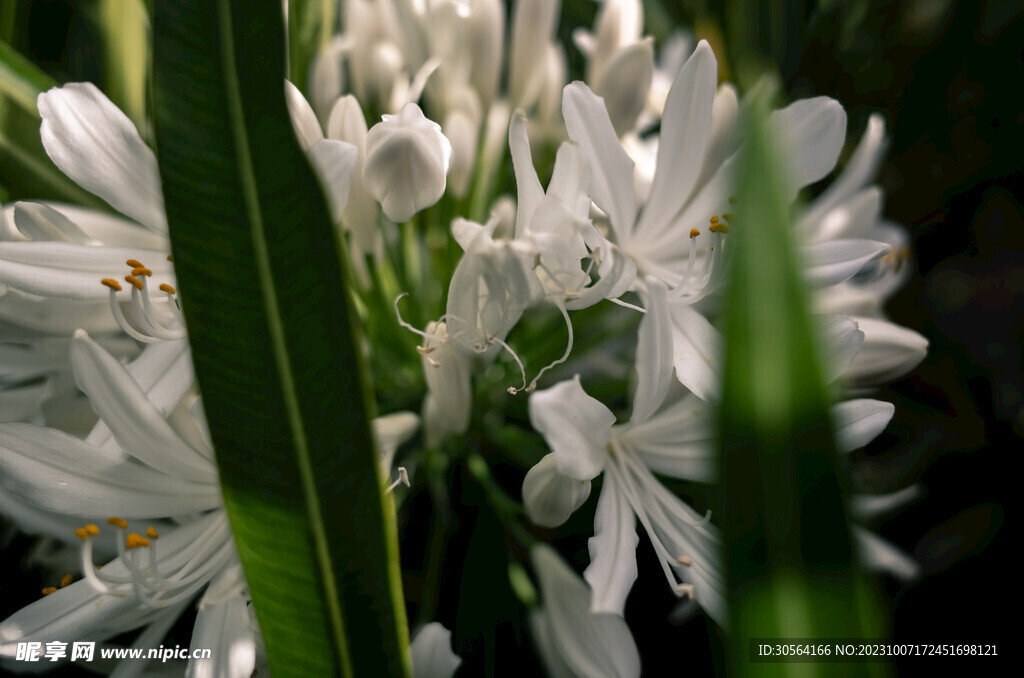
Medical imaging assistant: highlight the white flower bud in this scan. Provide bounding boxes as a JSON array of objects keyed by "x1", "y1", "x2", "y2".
[
  {"x1": 509, "y1": 0, "x2": 560, "y2": 109},
  {"x1": 444, "y1": 109, "x2": 480, "y2": 199},
  {"x1": 363, "y1": 103, "x2": 452, "y2": 223},
  {"x1": 593, "y1": 38, "x2": 654, "y2": 137},
  {"x1": 522, "y1": 453, "x2": 592, "y2": 528},
  {"x1": 284, "y1": 80, "x2": 323, "y2": 150}
]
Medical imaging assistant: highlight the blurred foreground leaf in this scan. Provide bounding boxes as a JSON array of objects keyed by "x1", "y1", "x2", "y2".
[
  {"x1": 152, "y1": 2, "x2": 409, "y2": 676},
  {"x1": 718, "y1": 90, "x2": 881, "y2": 676}
]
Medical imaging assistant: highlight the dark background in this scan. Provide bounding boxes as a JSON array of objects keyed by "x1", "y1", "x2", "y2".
[{"x1": 1, "y1": 0, "x2": 1020, "y2": 675}]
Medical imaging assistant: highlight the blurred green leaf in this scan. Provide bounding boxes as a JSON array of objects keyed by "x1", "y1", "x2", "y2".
[
  {"x1": 288, "y1": 0, "x2": 336, "y2": 95},
  {"x1": 0, "y1": 40, "x2": 103, "y2": 204},
  {"x1": 152, "y1": 1, "x2": 408, "y2": 676},
  {"x1": 718, "y1": 90, "x2": 880, "y2": 675},
  {"x1": 95, "y1": 0, "x2": 149, "y2": 130}
]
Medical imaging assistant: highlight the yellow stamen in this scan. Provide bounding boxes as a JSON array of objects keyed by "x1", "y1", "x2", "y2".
[
  {"x1": 125, "y1": 533, "x2": 150, "y2": 549},
  {"x1": 124, "y1": 275, "x2": 144, "y2": 291},
  {"x1": 689, "y1": 228, "x2": 700, "y2": 239},
  {"x1": 101, "y1": 278, "x2": 123, "y2": 291},
  {"x1": 166, "y1": 253, "x2": 173, "y2": 261},
  {"x1": 721, "y1": 212, "x2": 734, "y2": 221},
  {"x1": 74, "y1": 527, "x2": 89, "y2": 540},
  {"x1": 709, "y1": 223, "x2": 730, "y2": 234},
  {"x1": 41, "y1": 587, "x2": 57, "y2": 596},
  {"x1": 60, "y1": 574, "x2": 72, "y2": 588},
  {"x1": 146, "y1": 527, "x2": 159, "y2": 539},
  {"x1": 86, "y1": 524, "x2": 100, "y2": 535},
  {"x1": 131, "y1": 267, "x2": 153, "y2": 277},
  {"x1": 107, "y1": 517, "x2": 128, "y2": 529},
  {"x1": 709, "y1": 215, "x2": 719, "y2": 224},
  {"x1": 126, "y1": 259, "x2": 144, "y2": 269},
  {"x1": 159, "y1": 283, "x2": 176, "y2": 294},
  {"x1": 728, "y1": 195, "x2": 737, "y2": 204}
]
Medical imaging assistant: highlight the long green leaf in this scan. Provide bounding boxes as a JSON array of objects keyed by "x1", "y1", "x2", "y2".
[
  {"x1": 288, "y1": 0, "x2": 336, "y2": 96},
  {"x1": 152, "y1": 2, "x2": 409, "y2": 676},
  {"x1": 0, "y1": 40, "x2": 103, "y2": 205},
  {"x1": 718, "y1": 91, "x2": 878, "y2": 676}
]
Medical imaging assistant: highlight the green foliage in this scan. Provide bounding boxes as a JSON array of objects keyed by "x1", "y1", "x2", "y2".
[{"x1": 151, "y1": 1, "x2": 408, "y2": 676}]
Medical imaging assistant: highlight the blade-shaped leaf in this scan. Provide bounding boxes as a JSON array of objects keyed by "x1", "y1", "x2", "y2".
[
  {"x1": 718, "y1": 89, "x2": 880, "y2": 676},
  {"x1": 288, "y1": 0, "x2": 336, "y2": 96},
  {"x1": 152, "y1": 2, "x2": 409, "y2": 676}
]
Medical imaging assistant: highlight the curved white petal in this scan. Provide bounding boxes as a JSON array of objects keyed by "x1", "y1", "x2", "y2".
[
  {"x1": 0, "y1": 242, "x2": 173, "y2": 300},
  {"x1": 593, "y1": 38, "x2": 654, "y2": 137},
  {"x1": 284, "y1": 79, "x2": 324, "y2": 150},
  {"x1": 373, "y1": 411, "x2": 420, "y2": 472},
  {"x1": 842, "y1": 317, "x2": 928, "y2": 387},
  {"x1": 529, "y1": 544, "x2": 641, "y2": 678},
  {"x1": 853, "y1": 526, "x2": 919, "y2": 581},
  {"x1": 622, "y1": 390, "x2": 716, "y2": 482},
  {"x1": 630, "y1": 279, "x2": 672, "y2": 425},
  {"x1": 819, "y1": 313, "x2": 865, "y2": 383},
  {"x1": 802, "y1": 187, "x2": 882, "y2": 243},
  {"x1": 522, "y1": 453, "x2": 592, "y2": 528},
  {"x1": 634, "y1": 40, "x2": 717, "y2": 238},
  {"x1": 668, "y1": 303, "x2": 721, "y2": 402},
  {"x1": 411, "y1": 622, "x2": 462, "y2": 678},
  {"x1": 0, "y1": 423, "x2": 220, "y2": 517},
  {"x1": 71, "y1": 331, "x2": 215, "y2": 483},
  {"x1": 186, "y1": 568, "x2": 255, "y2": 678},
  {"x1": 509, "y1": 111, "x2": 545, "y2": 238},
  {"x1": 13, "y1": 201, "x2": 96, "y2": 244},
  {"x1": 768, "y1": 97, "x2": 847, "y2": 197},
  {"x1": 307, "y1": 139, "x2": 358, "y2": 223},
  {"x1": 38, "y1": 83, "x2": 166, "y2": 232},
  {"x1": 562, "y1": 82, "x2": 637, "y2": 242},
  {"x1": 832, "y1": 398, "x2": 894, "y2": 452},
  {"x1": 529, "y1": 376, "x2": 614, "y2": 480},
  {"x1": 804, "y1": 239, "x2": 890, "y2": 288},
  {"x1": 584, "y1": 479, "x2": 638, "y2": 616}
]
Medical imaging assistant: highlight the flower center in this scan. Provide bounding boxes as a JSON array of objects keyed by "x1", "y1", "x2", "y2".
[{"x1": 100, "y1": 257, "x2": 185, "y2": 343}]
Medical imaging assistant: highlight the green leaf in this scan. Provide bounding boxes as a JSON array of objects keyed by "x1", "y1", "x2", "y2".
[
  {"x1": 288, "y1": 0, "x2": 336, "y2": 96},
  {"x1": 0, "y1": 40, "x2": 103, "y2": 205},
  {"x1": 95, "y1": 0, "x2": 150, "y2": 130},
  {"x1": 152, "y1": 2, "x2": 409, "y2": 677},
  {"x1": 718, "y1": 90, "x2": 881, "y2": 675}
]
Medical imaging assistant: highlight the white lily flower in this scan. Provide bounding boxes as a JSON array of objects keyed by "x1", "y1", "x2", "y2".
[
  {"x1": 528, "y1": 544, "x2": 641, "y2": 678},
  {"x1": 364, "y1": 103, "x2": 452, "y2": 223}
]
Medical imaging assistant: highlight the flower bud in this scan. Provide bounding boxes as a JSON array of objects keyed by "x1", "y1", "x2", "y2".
[
  {"x1": 363, "y1": 103, "x2": 452, "y2": 223},
  {"x1": 420, "y1": 321, "x2": 472, "y2": 448},
  {"x1": 522, "y1": 453, "x2": 592, "y2": 528}
]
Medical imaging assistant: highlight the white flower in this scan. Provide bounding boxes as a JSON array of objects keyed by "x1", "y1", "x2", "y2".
[
  {"x1": 363, "y1": 103, "x2": 452, "y2": 223},
  {"x1": 523, "y1": 281, "x2": 899, "y2": 624},
  {"x1": 0, "y1": 332, "x2": 254, "y2": 678},
  {"x1": 528, "y1": 543, "x2": 640, "y2": 678}
]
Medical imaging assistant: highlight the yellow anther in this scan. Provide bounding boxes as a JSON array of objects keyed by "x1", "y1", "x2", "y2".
[
  {"x1": 107, "y1": 517, "x2": 128, "y2": 529},
  {"x1": 124, "y1": 275, "x2": 144, "y2": 291},
  {"x1": 709, "y1": 223, "x2": 730, "y2": 233},
  {"x1": 86, "y1": 524, "x2": 100, "y2": 535},
  {"x1": 41, "y1": 587, "x2": 57, "y2": 596},
  {"x1": 676, "y1": 555, "x2": 694, "y2": 566},
  {"x1": 159, "y1": 283, "x2": 176, "y2": 294},
  {"x1": 689, "y1": 228, "x2": 701, "y2": 239},
  {"x1": 146, "y1": 527, "x2": 159, "y2": 539},
  {"x1": 126, "y1": 259, "x2": 145, "y2": 269},
  {"x1": 167, "y1": 253, "x2": 174, "y2": 261},
  {"x1": 125, "y1": 533, "x2": 150, "y2": 549},
  {"x1": 709, "y1": 215, "x2": 719, "y2": 224},
  {"x1": 728, "y1": 195, "x2": 737, "y2": 204},
  {"x1": 74, "y1": 527, "x2": 89, "y2": 540},
  {"x1": 131, "y1": 267, "x2": 153, "y2": 277},
  {"x1": 60, "y1": 574, "x2": 72, "y2": 588},
  {"x1": 721, "y1": 212, "x2": 734, "y2": 221},
  {"x1": 101, "y1": 278, "x2": 123, "y2": 291}
]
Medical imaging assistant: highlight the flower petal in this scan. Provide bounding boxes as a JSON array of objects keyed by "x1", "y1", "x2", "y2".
[
  {"x1": 819, "y1": 313, "x2": 865, "y2": 383},
  {"x1": 562, "y1": 81, "x2": 637, "y2": 242},
  {"x1": 623, "y1": 389, "x2": 716, "y2": 482},
  {"x1": 187, "y1": 568, "x2": 255, "y2": 678},
  {"x1": 768, "y1": 96, "x2": 847, "y2": 197},
  {"x1": 668, "y1": 302, "x2": 721, "y2": 402},
  {"x1": 593, "y1": 37, "x2": 654, "y2": 137},
  {"x1": 853, "y1": 526, "x2": 919, "y2": 582},
  {"x1": 842, "y1": 317, "x2": 928, "y2": 387},
  {"x1": 584, "y1": 479, "x2": 639, "y2": 616},
  {"x1": 634, "y1": 40, "x2": 717, "y2": 239},
  {"x1": 38, "y1": 83, "x2": 166, "y2": 232},
  {"x1": 307, "y1": 139, "x2": 358, "y2": 223},
  {"x1": 411, "y1": 622, "x2": 462, "y2": 678},
  {"x1": 522, "y1": 453, "x2": 592, "y2": 528},
  {"x1": 803, "y1": 239, "x2": 890, "y2": 288},
  {"x1": 529, "y1": 376, "x2": 614, "y2": 480},
  {"x1": 529, "y1": 544, "x2": 641, "y2": 678},
  {"x1": 509, "y1": 110, "x2": 545, "y2": 238},
  {"x1": 832, "y1": 398, "x2": 894, "y2": 452},
  {"x1": 372, "y1": 411, "x2": 420, "y2": 472},
  {"x1": 284, "y1": 79, "x2": 325, "y2": 150},
  {"x1": 630, "y1": 278, "x2": 673, "y2": 424},
  {"x1": 70, "y1": 331, "x2": 215, "y2": 483}
]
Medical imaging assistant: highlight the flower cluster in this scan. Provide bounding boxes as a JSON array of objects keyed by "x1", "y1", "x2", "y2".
[{"x1": 0, "y1": 1, "x2": 929, "y2": 676}]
